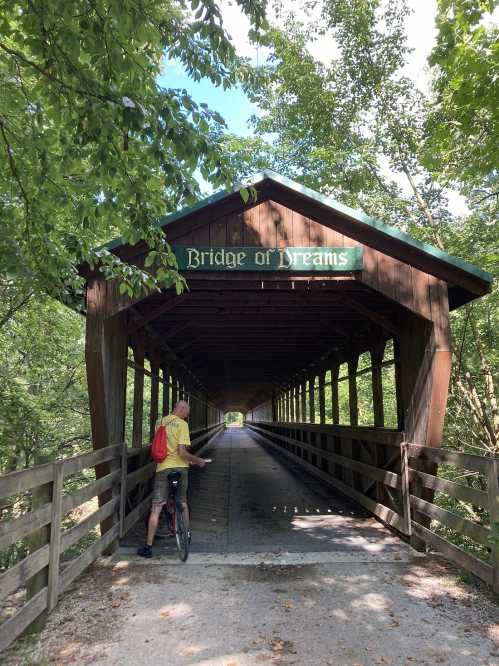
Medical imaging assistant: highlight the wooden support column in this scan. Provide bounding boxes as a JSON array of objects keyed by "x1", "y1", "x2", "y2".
[
  {"x1": 348, "y1": 356, "x2": 359, "y2": 426},
  {"x1": 398, "y1": 281, "x2": 452, "y2": 550},
  {"x1": 171, "y1": 369, "x2": 178, "y2": 406},
  {"x1": 371, "y1": 343, "x2": 385, "y2": 427},
  {"x1": 371, "y1": 342, "x2": 386, "y2": 502},
  {"x1": 85, "y1": 278, "x2": 127, "y2": 548},
  {"x1": 161, "y1": 362, "x2": 170, "y2": 416},
  {"x1": 131, "y1": 338, "x2": 145, "y2": 449},
  {"x1": 290, "y1": 387, "x2": 295, "y2": 422},
  {"x1": 342, "y1": 356, "x2": 359, "y2": 488},
  {"x1": 149, "y1": 353, "x2": 160, "y2": 441},
  {"x1": 309, "y1": 377, "x2": 315, "y2": 424},
  {"x1": 295, "y1": 385, "x2": 301, "y2": 423},
  {"x1": 331, "y1": 363, "x2": 339, "y2": 425},
  {"x1": 318, "y1": 372, "x2": 326, "y2": 424},
  {"x1": 301, "y1": 381, "x2": 307, "y2": 423},
  {"x1": 330, "y1": 363, "x2": 342, "y2": 480}
]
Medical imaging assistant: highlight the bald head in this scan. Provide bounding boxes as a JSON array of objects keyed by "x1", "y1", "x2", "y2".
[{"x1": 172, "y1": 400, "x2": 190, "y2": 419}]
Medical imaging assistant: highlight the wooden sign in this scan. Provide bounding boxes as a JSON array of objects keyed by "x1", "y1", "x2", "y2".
[{"x1": 173, "y1": 246, "x2": 363, "y2": 272}]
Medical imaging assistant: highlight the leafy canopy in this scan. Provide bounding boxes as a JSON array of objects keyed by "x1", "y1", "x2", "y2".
[
  {"x1": 426, "y1": 0, "x2": 499, "y2": 186},
  {"x1": 0, "y1": 0, "x2": 266, "y2": 301}
]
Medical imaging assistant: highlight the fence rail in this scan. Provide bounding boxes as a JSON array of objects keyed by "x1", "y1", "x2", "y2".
[
  {"x1": 248, "y1": 421, "x2": 499, "y2": 591},
  {"x1": 0, "y1": 422, "x2": 225, "y2": 653}
]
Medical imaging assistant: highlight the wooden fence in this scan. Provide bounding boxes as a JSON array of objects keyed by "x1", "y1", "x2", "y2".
[
  {"x1": 0, "y1": 423, "x2": 224, "y2": 652},
  {"x1": 247, "y1": 421, "x2": 499, "y2": 592}
]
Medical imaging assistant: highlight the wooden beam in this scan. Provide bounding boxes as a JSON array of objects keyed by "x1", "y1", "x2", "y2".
[
  {"x1": 149, "y1": 353, "x2": 160, "y2": 441},
  {"x1": 131, "y1": 338, "x2": 145, "y2": 449},
  {"x1": 128, "y1": 295, "x2": 185, "y2": 333},
  {"x1": 319, "y1": 372, "x2": 326, "y2": 424},
  {"x1": 85, "y1": 279, "x2": 126, "y2": 547},
  {"x1": 309, "y1": 376, "x2": 316, "y2": 424},
  {"x1": 339, "y1": 295, "x2": 398, "y2": 335}
]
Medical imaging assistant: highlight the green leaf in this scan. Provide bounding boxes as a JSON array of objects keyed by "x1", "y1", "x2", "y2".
[{"x1": 239, "y1": 187, "x2": 250, "y2": 204}]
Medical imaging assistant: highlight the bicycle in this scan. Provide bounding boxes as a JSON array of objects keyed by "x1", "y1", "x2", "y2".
[
  {"x1": 165, "y1": 470, "x2": 190, "y2": 562},
  {"x1": 142, "y1": 459, "x2": 212, "y2": 561}
]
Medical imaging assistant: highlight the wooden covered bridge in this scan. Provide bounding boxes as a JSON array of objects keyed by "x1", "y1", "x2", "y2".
[{"x1": 0, "y1": 170, "x2": 496, "y2": 651}]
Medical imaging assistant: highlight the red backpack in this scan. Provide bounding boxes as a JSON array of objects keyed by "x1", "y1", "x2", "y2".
[{"x1": 151, "y1": 423, "x2": 168, "y2": 463}]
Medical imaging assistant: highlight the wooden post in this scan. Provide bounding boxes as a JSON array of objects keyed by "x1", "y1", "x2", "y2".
[
  {"x1": 301, "y1": 381, "x2": 307, "y2": 423},
  {"x1": 371, "y1": 344, "x2": 385, "y2": 502},
  {"x1": 294, "y1": 386, "x2": 300, "y2": 423},
  {"x1": 85, "y1": 279, "x2": 127, "y2": 546},
  {"x1": 331, "y1": 363, "x2": 339, "y2": 425},
  {"x1": 371, "y1": 343, "x2": 385, "y2": 427},
  {"x1": 290, "y1": 386, "x2": 295, "y2": 422},
  {"x1": 47, "y1": 461, "x2": 64, "y2": 611},
  {"x1": 149, "y1": 354, "x2": 160, "y2": 441},
  {"x1": 318, "y1": 372, "x2": 326, "y2": 424},
  {"x1": 131, "y1": 339, "x2": 145, "y2": 448},
  {"x1": 400, "y1": 441, "x2": 412, "y2": 537},
  {"x1": 172, "y1": 370, "x2": 178, "y2": 406},
  {"x1": 488, "y1": 458, "x2": 499, "y2": 593},
  {"x1": 161, "y1": 362, "x2": 170, "y2": 416},
  {"x1": 309, "y1": 377, "x2": 315, "y2": 424},
  {"x1": 26, "y1": 462, "x2": 51, "y2": 633},
  {"x1": 348, "y1": 357, "x2": 359, "y2": 426},
  {"x1": 119, "y1": 441, "x2": 128, "y2": 538}
]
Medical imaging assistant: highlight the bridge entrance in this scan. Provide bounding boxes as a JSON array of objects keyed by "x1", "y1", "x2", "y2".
[
  {"x1": 1, "y1": 172, "x2": 495, "y2": 653},
  {"x1": 80, "y1": 170, "x2": 492, "y2": 567}
]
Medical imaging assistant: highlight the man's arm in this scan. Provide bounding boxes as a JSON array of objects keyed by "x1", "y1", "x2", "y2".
[{"x1": 178, "y1": 445, "x2": 207, "y2": 467}]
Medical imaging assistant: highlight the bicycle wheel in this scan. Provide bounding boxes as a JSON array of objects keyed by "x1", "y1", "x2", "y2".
[{"x1": 174, "y1": 503, "x2": 189, "y2": 562}]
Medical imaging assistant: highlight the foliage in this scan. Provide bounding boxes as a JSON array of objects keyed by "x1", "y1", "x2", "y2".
[
  {"x1": 0, "y1": 0, "x2": 266, "y2": 300},
  {"x1": 425, "y1": 0, "x2": 499, "y2": 187}
]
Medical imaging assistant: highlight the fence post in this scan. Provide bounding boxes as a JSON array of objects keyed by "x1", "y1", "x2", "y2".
[
  {"x1": 47, "y1": 461, "x2": 64, "y2": 611},
  {"x1": 400, "y1": 441, "x2": 412, "y2": 537},
  {"x1": 120, "y1": 441, "x2": 128, "y2": 538},
  {"x1": 25, "y1": 455, "x2": 52, "y2": 634},
  {"x1": 487, "y1": 457, "x2": 499, "y2": 594}
]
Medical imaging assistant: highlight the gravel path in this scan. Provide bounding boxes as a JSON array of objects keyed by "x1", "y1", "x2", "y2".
[
  {"x1": 4, "y1": 555, "x2": 498, "y2": 665},
  {"x1": 4, "y1": 429, "x2": 498, "y2": 665}
]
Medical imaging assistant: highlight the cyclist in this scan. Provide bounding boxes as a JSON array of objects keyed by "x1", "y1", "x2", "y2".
[{"x1": 137, "y1": 400, "x2": 208, "y2": 558}]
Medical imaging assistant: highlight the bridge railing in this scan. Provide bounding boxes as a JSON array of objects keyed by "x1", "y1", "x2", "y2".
[
  {"x1": 247, "y1": 421, "x2": 499, "y2": 592},
  {"x1": 0, "y1": 422, "x2": 224, "y2": 653},
  {"x1": 0, "y1": 443, "x2": 122, "y2": 652}
]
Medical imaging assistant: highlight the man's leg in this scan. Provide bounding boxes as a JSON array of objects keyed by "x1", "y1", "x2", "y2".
[
  {"x1": 138, "y1": 471, "x2": 167, "y2": 558},
  {"x1": 180, "y1": 501, "x2": 189, "y2": 532},
  {"x1": 146, "y1": 505, "x2": 163, "y2": 546}
]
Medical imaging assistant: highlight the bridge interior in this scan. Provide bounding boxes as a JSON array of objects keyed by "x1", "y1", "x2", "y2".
[
  {"x1": 81, "y1": 172, "x2": 490, "y2": 560},
  {"x1": 123, "y1": 426, "x2": 412, "y2": 558}
]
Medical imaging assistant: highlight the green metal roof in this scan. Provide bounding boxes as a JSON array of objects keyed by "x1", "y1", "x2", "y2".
[{"x1": 102, "y1": 169, "x2": 493, "y2": 287}]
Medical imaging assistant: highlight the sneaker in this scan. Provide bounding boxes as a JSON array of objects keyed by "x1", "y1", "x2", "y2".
[
  {"x1": 187, "y1": 530, "x2": 192, "y2": 545},
  {"x1": 137, "y1": 544, "x2": 152, "y2": 558}
]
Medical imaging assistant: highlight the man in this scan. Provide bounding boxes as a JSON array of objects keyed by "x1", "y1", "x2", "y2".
[{"x1": 137, "y1": 400, "x2": 208, "y2": 558}]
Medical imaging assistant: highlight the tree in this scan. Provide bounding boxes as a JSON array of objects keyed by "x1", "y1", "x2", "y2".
[
  {"x1": 240, "y1": 0, "x2": 497, "y2": 456},
  {"x1": 0, "y1": 0, "x2": 266, "y2": 300},
  {"x1": 425, "y1": 0, "x2": 499, "y2": 188}
]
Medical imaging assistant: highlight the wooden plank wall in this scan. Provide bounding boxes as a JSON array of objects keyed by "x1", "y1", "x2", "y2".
[{"x1": 173, "y1": 200, "x2": 443, "y2": 323}]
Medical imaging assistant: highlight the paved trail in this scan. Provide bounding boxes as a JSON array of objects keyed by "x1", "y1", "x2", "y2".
[{"x1": 5, "y1": 428, "x2": 499, "y2": 665}]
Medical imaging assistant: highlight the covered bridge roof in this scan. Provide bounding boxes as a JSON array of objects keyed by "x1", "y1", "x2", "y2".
[{"x1": 98, "y1": 170, "x2": 492, "y2": 310}]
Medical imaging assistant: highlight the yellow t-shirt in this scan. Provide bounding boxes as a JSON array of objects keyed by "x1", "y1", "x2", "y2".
[{"x1": 155, "y1": 414, "x2": 191, "y2": 471}]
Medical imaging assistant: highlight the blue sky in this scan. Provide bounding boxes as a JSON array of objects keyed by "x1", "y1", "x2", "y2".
[{"x1": 157, "y1": 66, "x2": 256, "y2": 138}]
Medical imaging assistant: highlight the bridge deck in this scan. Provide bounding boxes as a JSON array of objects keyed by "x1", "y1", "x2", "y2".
[{"x1": 122, "y1": 427, "x2": 412, "y2": 559}]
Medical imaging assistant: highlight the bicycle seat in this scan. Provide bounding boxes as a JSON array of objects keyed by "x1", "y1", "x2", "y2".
[{"x1": 167, "y1": 471, "x2": 181, "y2": 484}]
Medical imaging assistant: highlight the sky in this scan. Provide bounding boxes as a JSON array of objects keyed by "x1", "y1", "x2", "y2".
[{"x1": 156, "y1": 0, "x2": 470, "y2": 213}]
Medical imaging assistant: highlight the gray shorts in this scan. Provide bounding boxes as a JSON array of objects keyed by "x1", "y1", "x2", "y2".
[{"x1": 152, "y1": 468, "x2": 189, "y2": 506}]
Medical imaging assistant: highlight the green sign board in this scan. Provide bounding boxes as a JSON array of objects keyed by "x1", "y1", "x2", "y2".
[{"x1": 173, "y1": 246, "x2": 363, "y2": 272}]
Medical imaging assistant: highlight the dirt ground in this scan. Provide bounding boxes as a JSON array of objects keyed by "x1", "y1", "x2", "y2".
[{"x1": 3, "y1": 554, "x2": 498, "y2": 666}]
